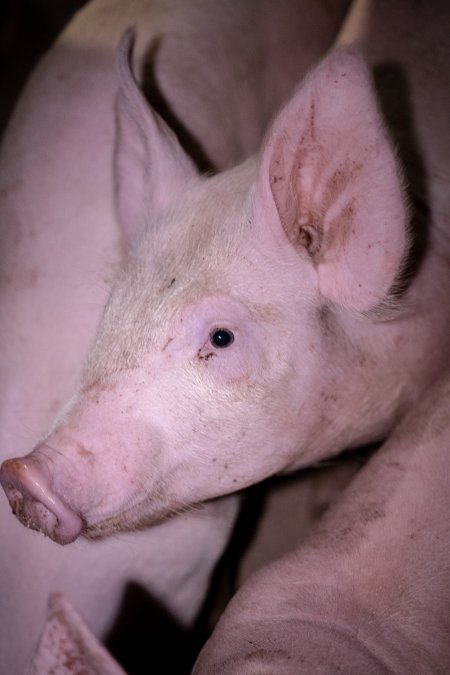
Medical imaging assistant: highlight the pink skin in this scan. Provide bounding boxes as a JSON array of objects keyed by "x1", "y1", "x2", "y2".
[
  {"x1": 2, "y1": 0, "x2": 450, "y2": 546},
  {"x1": 192, "y1": 371, "x2": 450, "y2": 674},
  {"x1": 31, "y1": 593, "x2": 126, "y2": 675},
  {"x1": 192, "y1": 4, "x2": 450, "y2": 670},
  {"x1": 0, "y1": 2, "x2": 354, "y2": 671},
  {"x1": 0, "y1": 459, "x2": 82, "y2": 544}
]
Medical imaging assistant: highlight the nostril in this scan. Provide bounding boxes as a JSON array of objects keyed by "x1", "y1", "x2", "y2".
[
  {"x1": 0, "y1": 457, "x2": 83, "y2": 545},
  {"x1": 3, "y1": 481, "x2": 59, "y2": 534}
]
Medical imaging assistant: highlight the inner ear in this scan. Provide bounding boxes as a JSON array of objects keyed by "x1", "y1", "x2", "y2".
[
  {"x1": 256, "y1": 48, "x2": 408, "y2": 311},
  {"x1": 292, "y1": 223, "x2": 323, "y2": 259},
  {"x1": 272, "y1": 141, "x2": 364, "y2": 265}
]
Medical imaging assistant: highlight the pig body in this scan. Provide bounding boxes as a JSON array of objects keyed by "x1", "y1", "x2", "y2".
[
  {"x1": 193, "y1": 368, "x2": 450, "y2": 674},
  {"x1": 0, "y1": 0, "x2": 354, "y2": 672}
]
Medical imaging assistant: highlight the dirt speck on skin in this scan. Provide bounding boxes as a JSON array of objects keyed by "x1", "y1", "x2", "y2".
[
  {"x1": 309, "y1": 99, "x2": 316, "y2": 141},
  {"x1": 271, "y1": 174, "x2": 284, "y2": 184},
  {"x1": 1, "y1": 265, "x2": 40, "y2": 290},
  {"x1": 161, "y1": 336, "x2": 174, "y2": 352},
  {"x1": 197, "y1": 349, "x2": 216, "y2": 363},
  {"x1": 321, "y1": 392, "x2": 337, "y2": 404},
  {"x1": 77, "y1": 443, "x2": 94, "y2": 459},
  {"x1": 244, "y1": 648, "x2": 292, "y2": 665},
  {"x1": 310, "y1": 499, "x2": 386, "y2": 552},
  {"x1": 396, "y1": 379, "x2": 450, "y2": 446},
  {"x1": 316, "y1": 305, "x2": 336, "y2": 338}
]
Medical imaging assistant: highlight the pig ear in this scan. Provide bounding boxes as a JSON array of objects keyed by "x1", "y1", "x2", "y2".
[
  {"x1": 32, "y1": 593, "x2": 126, "y2": 674},
  {"x1": 114, "y1": 28, "x2": 198, "y2": 245},
  {"x1": 254, "y1": 48, "x2": 407, "y2": 311}
]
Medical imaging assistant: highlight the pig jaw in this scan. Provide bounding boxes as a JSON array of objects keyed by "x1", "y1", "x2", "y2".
[{"x1": 0, "y1": 456, "x2": 83, "y2": 544}]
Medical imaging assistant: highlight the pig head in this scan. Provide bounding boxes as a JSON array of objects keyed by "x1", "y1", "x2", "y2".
[{"x1": 0, "y1": 29, "x2": 419, "y2": 544}]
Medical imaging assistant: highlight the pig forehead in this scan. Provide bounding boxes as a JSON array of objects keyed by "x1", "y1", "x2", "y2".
[
  {"x1": 144, "y1": 176, "x2": 253, "y2": 264},
  {"x1": 122, "y1": 179, "x2": 259, "y2": 300}
]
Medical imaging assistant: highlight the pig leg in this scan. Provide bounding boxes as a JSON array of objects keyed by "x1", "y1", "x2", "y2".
[{"x1": 193, "y1": 374, "x2": 450, "y2": 674}]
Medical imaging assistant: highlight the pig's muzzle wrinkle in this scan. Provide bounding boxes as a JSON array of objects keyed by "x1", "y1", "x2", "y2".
[{"x1": 0, "y1": 458, "x2": 83, "y2": 545}]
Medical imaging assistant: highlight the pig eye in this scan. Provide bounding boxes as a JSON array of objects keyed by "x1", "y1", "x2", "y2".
[{"x1": 210, "y1": 328, "x2": 235, "y2": 348}]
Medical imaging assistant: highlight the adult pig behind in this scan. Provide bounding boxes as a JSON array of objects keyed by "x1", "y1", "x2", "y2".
[
  {"x1": 35, "y1": 368, "x2": 450, "y2": 675},
  {"x1": 0, "y1": 0, "x2": 353, "y2": 672},
  {"x1": 193, "y1": 3, "x2": 450, "y2": 670},
  {"x1": 193, "y1": 367, "x2": 450, "y2": 674}
]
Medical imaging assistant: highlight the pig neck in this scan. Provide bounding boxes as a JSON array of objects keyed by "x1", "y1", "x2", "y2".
[
  {"x1": 302, "y1": 249, "x2": 450, "y2": 468},
  {"x1": 271, "y1": 244, "x2": 448, "y2": 476}
]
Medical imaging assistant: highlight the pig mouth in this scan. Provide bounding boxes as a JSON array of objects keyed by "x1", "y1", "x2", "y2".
[
  {"x1": 0, "y1": 458, "x2": 84, "y2": 545},
  {"x1": 80, "y1": 491, "x2": 192, "y2": 540},
  {"x1": 82, "y1": 503, "x2": 169, "y2": 539}
]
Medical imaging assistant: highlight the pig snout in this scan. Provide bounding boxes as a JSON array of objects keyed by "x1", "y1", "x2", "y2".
[{"x1": 0, "y1": 457, "x2": 82, "y2": 544}]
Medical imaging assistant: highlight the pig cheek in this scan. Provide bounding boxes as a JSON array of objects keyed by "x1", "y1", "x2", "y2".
[
  {"x1": 243, "y1": 358, "x2": 313, "y2": 466},
  {"x1": 88, "y1": 439, "x2": 153, "y2": 519},
  {"x1": 195, "y1": 333, "x2": 259, "y2": 384},
  {"x1": 97, "y1": 412, "x2": 169, "y2": 516},
  {"x1": 148, "y1": 364, "x2": 241, "y2": 476},
  {"x1": 141, "y1": 348, "x2": 269, "y2": 496},
  {"x1": 60, "y1": 415, "x2": 162, "y2": 522}
]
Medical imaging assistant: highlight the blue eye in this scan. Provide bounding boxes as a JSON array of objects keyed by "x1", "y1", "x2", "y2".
[{"x1": 210, "y1": 328, "x2": 234, "y2": 348}]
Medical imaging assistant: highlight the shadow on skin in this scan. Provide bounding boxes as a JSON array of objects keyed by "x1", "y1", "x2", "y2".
[
  {"x1": 373, "y1": 62, "x2": 431, "y2": 290},
  {"x1": 141, "y1": 38, "x2": 216, "y2": 174}
]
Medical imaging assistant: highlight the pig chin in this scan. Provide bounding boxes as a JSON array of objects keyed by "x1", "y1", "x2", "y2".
[{"x1": 81, "y1": 494, "x2": 183, "y2": 540}]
